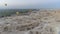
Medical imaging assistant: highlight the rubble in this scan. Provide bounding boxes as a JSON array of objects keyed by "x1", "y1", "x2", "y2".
[{"x1": 0, "y1": 9, "x2": 60, "y2": 34}]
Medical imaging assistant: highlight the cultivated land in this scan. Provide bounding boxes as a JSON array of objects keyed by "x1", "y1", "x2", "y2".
[{"x1": 0, "y1": 9, "x2": 60, "y2": 34}]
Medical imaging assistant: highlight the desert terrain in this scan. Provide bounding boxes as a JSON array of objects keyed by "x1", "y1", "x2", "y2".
[{"x1": 0, "y1": 9, "x2": 60, "y2": 34}]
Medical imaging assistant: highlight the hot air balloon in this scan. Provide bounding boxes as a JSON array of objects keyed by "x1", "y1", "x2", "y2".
[{"x1": 5, "y1": 3, "x2": 7, "y2": 6}]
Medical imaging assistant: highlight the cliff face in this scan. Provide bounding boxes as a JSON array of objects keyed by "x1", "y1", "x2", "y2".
[{"x1": 0, "y1": 10, "x2": 60, "y2": 34}]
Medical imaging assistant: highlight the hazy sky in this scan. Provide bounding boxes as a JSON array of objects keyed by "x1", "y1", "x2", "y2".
[{"x1": 0, "y1": 0, "x2": 60, "y2": 9}]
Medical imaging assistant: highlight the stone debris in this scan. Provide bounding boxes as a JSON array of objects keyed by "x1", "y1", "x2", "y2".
[{"x1": 0, "y1": 9, "x2": 60, "y2": 34}]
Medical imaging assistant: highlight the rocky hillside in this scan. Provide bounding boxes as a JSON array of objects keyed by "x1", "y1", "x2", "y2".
[{"x1": 0, "y1": 9, "x2": 60, "y2": 34}]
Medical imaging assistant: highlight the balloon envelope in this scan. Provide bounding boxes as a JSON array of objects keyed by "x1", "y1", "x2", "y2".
[{"x1": 5, "y1": 4, "x2": 7, "y2": 6}]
